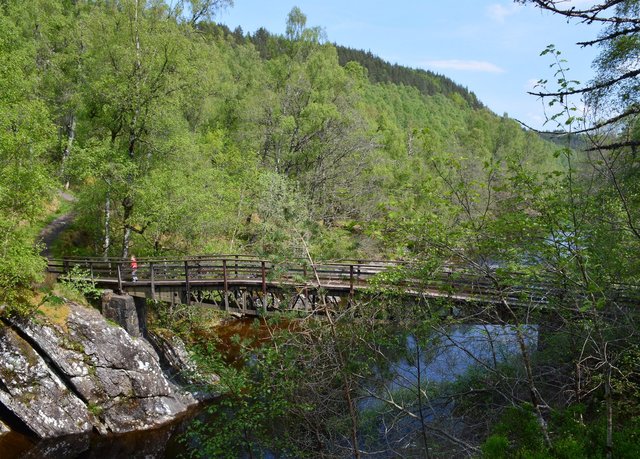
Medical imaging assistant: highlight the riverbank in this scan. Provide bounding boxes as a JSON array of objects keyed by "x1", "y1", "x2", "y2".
[
  {"x1": 0, "y1": 299, "x2": 220, "y2": 448},
  {"x1": 0, "y1": 313, "x2": 256, "y2": 458}
]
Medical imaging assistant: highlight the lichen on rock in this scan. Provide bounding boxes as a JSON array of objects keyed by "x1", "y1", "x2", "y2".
[
  {"x1": 0, "y1": 326, "x2": 92, "y2": 438},
  {"x1": 0, "y1": 300, "x2": 218, "y2": 438}
]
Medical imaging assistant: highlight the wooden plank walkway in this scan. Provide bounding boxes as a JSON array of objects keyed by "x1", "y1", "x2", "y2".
[{"x1": 46, "y1": 255, "x2": 640, "y2": 314}]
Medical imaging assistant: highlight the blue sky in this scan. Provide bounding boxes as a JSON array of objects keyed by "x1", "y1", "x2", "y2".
[{"x1": 216, "y1": 1, "x2": 604, "y2": 129}]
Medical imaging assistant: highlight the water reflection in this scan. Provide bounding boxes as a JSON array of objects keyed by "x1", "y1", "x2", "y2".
[
  {"x1": 0, "y1": 322, "x2": 537, "y2": 458},
  {"x1": 358, "y1": 325, "x2": 538, "y2": 457},
  {"x1": 403, "y1": 325, "x2": 536, "y2": 385},
  {"x1": 0, "y1": 404, "x2": 203, "y2": 459}
]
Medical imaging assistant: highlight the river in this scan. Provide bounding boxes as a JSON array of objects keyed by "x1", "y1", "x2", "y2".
[{"x1": 0, "y1": 319, "x2": 537, "y2": 458}]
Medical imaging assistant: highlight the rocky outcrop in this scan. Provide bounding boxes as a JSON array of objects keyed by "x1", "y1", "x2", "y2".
[
  {"x1": 0, "y1": 419, "x2": 11, "y2": 435},
  {"x1": 0, "y1": 325, "x2": 92, "y2": 438},
  {"x1": 147, "y1": 329, "x2": 219, "y2": 400},
  {"x1": 0, "y1": 301, "x2": 218, "y2": 439}
]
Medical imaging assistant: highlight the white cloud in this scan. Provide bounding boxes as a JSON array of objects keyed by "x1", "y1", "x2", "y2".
[
  {"x1": 424, "y1": 59, "x2": 505, "y2": 73},
  {"x1": 486, "y1": 3, "x2": 522, "y2": 23}
]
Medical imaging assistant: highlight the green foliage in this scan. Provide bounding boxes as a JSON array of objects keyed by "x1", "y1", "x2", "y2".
[
  {"x1": 0, "y1": 226, "x2": 47, "y2": 309},
  {"x1": 0, "y1": 3, "x2": 54, "y2": 306},
  {"x1": 492, "y1": 405, "x2": 548, "y2": 455},
  {"x1": 482, "y1": 434, "x2": 510, "y2": 459},
  {"x1": 184, "y1": 332, "x2": 308, "y2": 458},
  {"x1": 87, "y1": 402, "x2": 104, "y2": 417},
  {"x1": 59, "y1": 266, "x2": 101, "y2": 300},
  {"x1": 482, "y1": 404, "x2": 640, "y2": 459}
]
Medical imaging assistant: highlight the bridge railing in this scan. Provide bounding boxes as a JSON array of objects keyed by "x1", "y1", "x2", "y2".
[
  {"x1": 47, "y1": 256, "x2": 640, "y2": 306},
  {"x1": 46, "y1": 256, "x2": 396, "y2": 295},
  {"x1": 48, "y1": 256, "x2": 557, "y2": 306}
]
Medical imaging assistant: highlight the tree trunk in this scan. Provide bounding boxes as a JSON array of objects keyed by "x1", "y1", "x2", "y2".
[
  {"x1": 513, "y1": 322, "x2": 552, "y2": 449},
  {"x1": 122, "y1": 196, "x2": 133, "y2": 259},
  {"x1": 415, "y1": 340, "x2": 433, "y2": 459},
  {"x1": 60, "y1": 113, "x2": 76, "y2": 189},
  {"x1": 605, "y1": 363, "x2": 613, "y2": 459},
  {"x1": 103, "y1": 193, "x2": 111, "y2": 260},
  {"x1": 120, "y1": 0, "x2": 141, "y2": 261},
  {"x1": 301, "y1": 236, "x2": 361, "y2": 458}
]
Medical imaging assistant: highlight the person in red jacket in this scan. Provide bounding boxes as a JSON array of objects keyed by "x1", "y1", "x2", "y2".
[{"x1": 130, "y1": 255, "x2": 138, "y2": 282}]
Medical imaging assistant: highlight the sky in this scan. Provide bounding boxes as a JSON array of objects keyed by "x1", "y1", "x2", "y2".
[{"x1": 216, "y1": 0, "x2": 605, "y2": 130}]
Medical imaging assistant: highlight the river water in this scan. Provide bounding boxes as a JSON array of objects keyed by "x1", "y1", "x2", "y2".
[
  {"x1": 0, "y1": 409, "x2": 196, "y2": 458},
  {"x1": 0, "y1": 319, "x2": 537, "y2": 458}
]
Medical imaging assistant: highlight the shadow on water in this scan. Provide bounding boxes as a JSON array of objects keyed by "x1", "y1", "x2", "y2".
[{"x1": 0, "y1": 401, "x2": 219, "y2": 459}]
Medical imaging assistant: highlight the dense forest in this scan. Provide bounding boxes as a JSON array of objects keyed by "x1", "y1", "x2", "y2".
[{"x1": 1, "y1": 0, "x2": 639, "y2": 457}]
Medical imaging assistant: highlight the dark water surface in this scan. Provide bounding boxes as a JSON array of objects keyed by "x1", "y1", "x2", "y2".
[
  {"x1": 0, "y1": 319, "x2": 536, "y2": 458},
  {"x1": 0, "y1": 404, "x2": 200, "y2": 459}
]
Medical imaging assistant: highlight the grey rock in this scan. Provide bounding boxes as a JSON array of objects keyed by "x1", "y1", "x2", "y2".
[
  {"x1": 0, "y1": 419, "x2": 10, "y2": 435},
  {"x1": 147, "y1": 329, "x2": 220, "y2": 401},
  {"x1": 101, "y1": 290, "x2": 141, "y2": 337},
  {"x1": 0, "y1": 326, "x2": 92, "y2": 438},
  {"x1": 10, "y1": 303, "x2": 200, "y2": 435}
]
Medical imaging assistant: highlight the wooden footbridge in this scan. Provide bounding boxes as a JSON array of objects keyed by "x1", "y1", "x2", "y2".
[{"x1": 46, "y1": 255, "x2": 639, "y2": 316}]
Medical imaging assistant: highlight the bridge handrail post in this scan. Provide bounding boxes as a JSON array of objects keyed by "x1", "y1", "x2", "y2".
[
  {"x1": 223, "y1": 259, "x2": 229, "y2": 311},
  {"x1": 234, "y1": 255, "x2": 238, "y2": 278},
  {"x1": 89, "y1": 261, "x2": 94, "y2": 282},
  {"x1": 116, "y1": 263, "x2": 123, "y2": 294},
  {"x1": 350, "y1": 264, "x2": 355, "y2": 302},
  {"x1": 184, "y1": 260, "x2": 191, "y2": 305},
  {"x1": 303, "y1": 264, "x2": 308, "y2": 300},
  {"x1": 150, "y1": 262, "x2": 156, "y2": 301},
  {"x1": 261, "y1": 260, "x2": 267, "y2": 311}
]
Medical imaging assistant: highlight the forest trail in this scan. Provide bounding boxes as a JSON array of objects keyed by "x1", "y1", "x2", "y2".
[{"x1": 39, "y1": 191, "x2": 77, "y2": 258}]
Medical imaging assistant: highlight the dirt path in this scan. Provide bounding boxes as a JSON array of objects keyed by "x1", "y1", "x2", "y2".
[{"x1": 39, "y1": 191, "x2": 77, "y2": 258}]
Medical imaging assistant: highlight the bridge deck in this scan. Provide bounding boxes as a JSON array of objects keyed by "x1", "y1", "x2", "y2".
[{"x1": 47, "y1": 255, "x2": 640, "y2": 314}]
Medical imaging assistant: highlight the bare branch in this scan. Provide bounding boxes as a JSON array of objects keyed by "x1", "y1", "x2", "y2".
[{"x1": 528, "y1": 68, "x2": 640, "y2": 98}]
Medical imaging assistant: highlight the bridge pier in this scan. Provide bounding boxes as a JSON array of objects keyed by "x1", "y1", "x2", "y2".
[{"x1": 101, "y1": 290, "x2": 146, "y2": 337}]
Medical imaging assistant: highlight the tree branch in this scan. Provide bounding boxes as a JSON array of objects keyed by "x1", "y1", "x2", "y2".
[
  {"x1": 577, "y1": 25, "x2": 640, "y2": 46},
  {"x1": 528, "y1": 68, "x2": 640, "y2": 98}
]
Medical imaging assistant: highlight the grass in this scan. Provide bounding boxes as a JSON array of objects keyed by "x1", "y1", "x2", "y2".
[
  {"x1": 48, "y1": 225, "x2": 95, "y2": 259},
  {"x1": 87, "y1": 403, "x2": 104, "y2": 417},
  {"x1": 29, "y1": 288, "x2": 75, "y2": 332},
  {"x1": 28, "y1": 278, "x2": 95, "y2": 332},
  {"x1": 38, "y1": 299, "x2": 72, "y2": 332}
]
